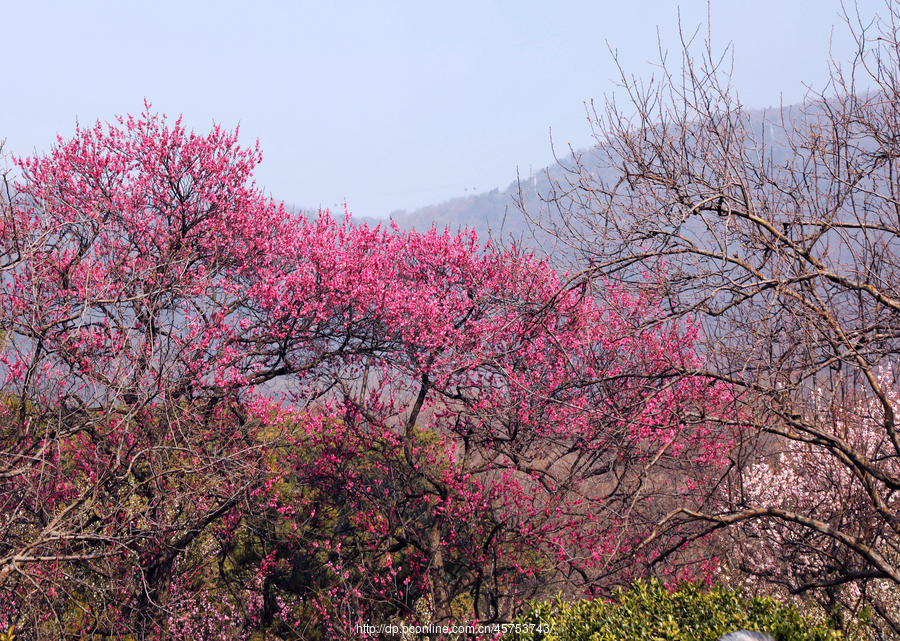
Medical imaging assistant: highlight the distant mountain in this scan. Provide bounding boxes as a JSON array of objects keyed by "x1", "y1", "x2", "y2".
[
  {"x1": 285, "y1": 173, "x2": 554, "y2": 250},
  {"x1": 388, "y1": 186, "x2": 528, "y2": 243},
  {"x1": 381, "y1": 156, "x2": 580, "y2": 253},
  {"x1": 386, "y1": 105, "x2": 797, "y2": 247},
  {"x1": 292, "y1": 104, "x2": 796, "y2": 258}
]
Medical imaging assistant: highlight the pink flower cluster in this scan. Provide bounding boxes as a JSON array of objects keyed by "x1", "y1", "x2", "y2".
[{"x1": 0, "y1": 106, "x2": 738, "y2": 638}]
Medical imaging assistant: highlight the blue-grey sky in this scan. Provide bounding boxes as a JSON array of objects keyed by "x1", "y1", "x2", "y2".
[{"x1": 1, "y1": 1, "x2": 883, "y2": 218}]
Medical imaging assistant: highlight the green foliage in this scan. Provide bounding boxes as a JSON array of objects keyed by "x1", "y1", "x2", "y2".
[{"x1": 508, "y1": 580, "x2": 851, "y2": 641}]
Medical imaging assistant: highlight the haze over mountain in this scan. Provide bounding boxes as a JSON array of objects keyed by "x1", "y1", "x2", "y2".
[{"x1": 288, "y1": 104, "x2": 794, "y2": 258}]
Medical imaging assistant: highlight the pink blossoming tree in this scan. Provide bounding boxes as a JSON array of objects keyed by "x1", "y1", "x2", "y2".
[
  {"x1": 0, "y1": 107, "x2": 734, "y2": 640},
  {"x1": 728, "y1": 378, "x2": 900, "y2": 638}
]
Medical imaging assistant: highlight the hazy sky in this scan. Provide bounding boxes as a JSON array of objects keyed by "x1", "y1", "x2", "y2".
[{"x1": 2, "y1": 1, "x2": 884, "y2": 218}]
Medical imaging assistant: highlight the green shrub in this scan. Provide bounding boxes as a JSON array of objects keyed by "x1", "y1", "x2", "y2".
[{"x1": 507, "y1": 579, "x2": 852, "y2": 641}]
